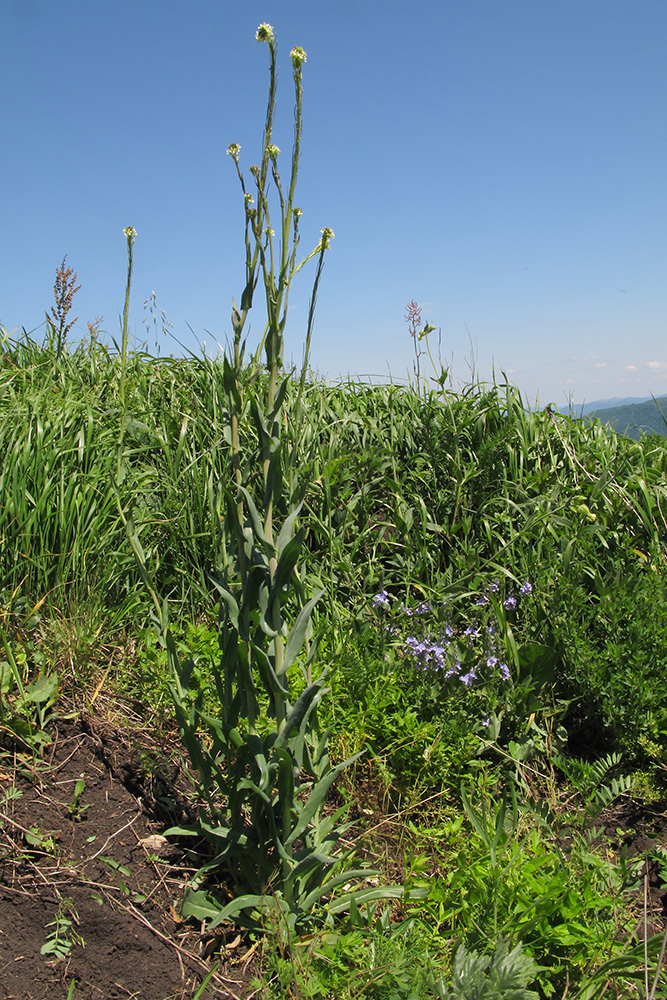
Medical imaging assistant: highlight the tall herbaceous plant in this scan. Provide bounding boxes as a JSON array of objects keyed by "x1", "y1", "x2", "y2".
[{"x1": 128, "y1": 25, "x2": 405, "y2": 933}]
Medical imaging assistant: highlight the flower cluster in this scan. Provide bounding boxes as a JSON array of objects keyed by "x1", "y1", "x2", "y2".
[
  {"x1": 402, "y1": 600, "x2": 431, "y2": 616},
  {"x1": 290, "y1": 46, "x2": 307, "y2": 69},
  {"x1": 255, "y1": 23, "x2": 274, "y2": 43},
  {"x1": 320, "y1": 227, "x2": 335, "y2": 248},
  {"x1": 372, "y1": 590, "x2": 390, "y2": 608},
  {"x1": 372, "y1": 580, "x2": 533, "y2": 689}
]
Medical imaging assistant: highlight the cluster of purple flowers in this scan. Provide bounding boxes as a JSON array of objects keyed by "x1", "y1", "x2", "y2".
[
  {"x1": 372, "y1": 580, "x2": 533, "y2": 689},
  {"x1": 372, "y1": 590, "x2": 390, "y2": 608}
]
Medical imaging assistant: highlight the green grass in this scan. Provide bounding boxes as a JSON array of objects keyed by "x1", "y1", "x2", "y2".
[{"x1": 3, "y1": 331, "x2": 667, "y2": 995}]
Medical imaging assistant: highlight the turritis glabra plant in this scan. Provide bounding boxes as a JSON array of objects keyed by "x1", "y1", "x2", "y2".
[{"x1": 125, "y1": 24, "x2": 407, "y2": 933}]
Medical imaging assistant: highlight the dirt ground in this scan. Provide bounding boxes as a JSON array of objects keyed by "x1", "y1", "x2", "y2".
[{"x1": 0, "y1": 704, "x2": 258, "y2": 1000}]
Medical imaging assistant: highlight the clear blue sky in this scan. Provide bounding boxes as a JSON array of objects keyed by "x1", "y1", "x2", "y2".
[{"x1": 2, "y1": 0, "x2": 665, "y2": 406}]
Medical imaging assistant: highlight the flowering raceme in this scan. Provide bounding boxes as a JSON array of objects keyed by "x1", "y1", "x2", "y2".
[
  {"x1": 255, "y1": 22, "x2": 274, "y2": 43},
  {"x1": 290, "y1": 46, "x2": 306, "y2": 68},
  {"x1": 372, "y1": 580, "x2": 533, "y2": 690},
  {"x1": 372, "y1": 590, "x2": 390, "y2": 608}
]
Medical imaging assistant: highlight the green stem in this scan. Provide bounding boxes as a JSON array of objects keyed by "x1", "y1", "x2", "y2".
[
  {"x1": 295, "y1": 237, "x2": 328, "y2": 436},
  {"x1": 120, "y1": 228, "x2": 135, "y2": 413},
  {"x1": 116, "y1": 228, "x2": 136, "y2": 485}
]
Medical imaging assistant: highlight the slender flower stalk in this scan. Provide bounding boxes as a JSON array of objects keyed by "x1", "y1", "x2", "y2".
[
  {"x1": 120, "y1": 227, "x2": 136, "y2": 413},
  {"x1": 224, "y1": 27, "x2": 333, "y2": 716}
]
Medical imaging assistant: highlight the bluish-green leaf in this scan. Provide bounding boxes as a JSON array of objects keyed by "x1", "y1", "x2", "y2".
[
  {"x1": 284, "y1": 751, "x2": 363, "y2": 847},
  {"x1": 276, "y1": 505, "x2": 303, "y2": 557},
  {"x1": 282, "y1": 590, "x2": 324, "y2": 673},
  {"x1": 274, "y1": 682, "x2": 322, "y2": 748}
]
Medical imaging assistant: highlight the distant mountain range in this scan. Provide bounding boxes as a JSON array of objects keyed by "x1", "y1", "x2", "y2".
[{"x1": 560, "y1": 396, "x2": 667, "y2": 440}]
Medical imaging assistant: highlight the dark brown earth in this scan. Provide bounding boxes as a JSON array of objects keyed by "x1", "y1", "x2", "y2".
[{"x1": 0, "y1": 703, "x2": 257, "y2": 1000}]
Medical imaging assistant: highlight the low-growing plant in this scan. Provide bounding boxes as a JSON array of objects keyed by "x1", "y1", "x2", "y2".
[
  {"x1": 0, "y1": 624, "x2": 58, "y2": 756},
  {"x1": 41, "y1": 899, "x2": 85, "y2": 959},
  {"x1": 324, "y1": 625, "x2": 479, "y2": 810},
  {"x1": 542, "y1": 562, "x2": 667, "y2": 765},
  {"x1": 404, "y1": 769, "x2": 643, "y2": 996},
  {"x1": 368, "y1": 580, "x2": 564, "y2": 755},
  {"x1": 67, "y1": 777, "x2": 89, "y2": 821},
  {"x1": 436, "y1": 940, "x2": 539, "y2": 1000},
  {"x1": 256, "y1": 905, "x2": 445, "y2": 1000}
]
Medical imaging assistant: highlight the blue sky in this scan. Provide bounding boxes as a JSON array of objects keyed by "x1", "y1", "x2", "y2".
[{"x1": 2, "y1": 0, "x2": 665, "y2": 406}]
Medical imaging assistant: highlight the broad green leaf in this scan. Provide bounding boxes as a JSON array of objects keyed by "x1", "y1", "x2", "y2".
[
  {"x1": 24, "y1": 674, "x2": 58, "y2": 704},
  {"x1": 270, "y1": 530, "x2": 304, "y2": 596},
  {"x1": 276, "y1": 505, "x2": 303, "y2": 556},
  {"x1": 282, "y1": 591, "x2": 324, "y2": 673},
  {"x1": 517, "y1": 642, "x2": 557, "y2": 687},
  {"x1": 209, "y1": 892, "x2": 289, "y2": 928},
  {"x1": 274, "y1": 682, "x2": 321, "y2": 747},
  {"x1": 284, "y1": 751, "x2": 363, "y2": 847},
  {"x1": 285, "y1": 851, "x2": 337, "y2": 885},
  {"x1": 181, "y1": 888, "x2": 224, "y2": 922},
  {"x1": 238, "y1": 487, "x2": 272, "y2": 549}
]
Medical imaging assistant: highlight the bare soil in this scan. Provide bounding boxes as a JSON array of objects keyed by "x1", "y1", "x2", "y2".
[{"x1": 0, "y1": 705, "x2": 257, "y2": 1000}]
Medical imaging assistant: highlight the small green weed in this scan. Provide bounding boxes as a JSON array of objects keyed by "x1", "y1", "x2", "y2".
[
  {"x1": 67, "y1": 778, "x2": 89, "y2": 821},
  {"x1": 0, "y1": 626, "x2": 58, "y2": 756},
  {"x1": 41, "y1": 899, "x2": 85, "y2": 959},
  {"x1": 256, "y1": 914, "x2": 442, "y2": 999}
]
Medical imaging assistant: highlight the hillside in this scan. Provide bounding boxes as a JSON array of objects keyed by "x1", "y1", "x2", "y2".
[
  {"x1": 562, "y1": 395, "x2": 652, "y2": 416},
  {"x1": 3, "y1": 333, "x2": 667, "y2": 998},
  {"x1": 587, "y1": 395, "x2": 667, "y2": 440}
]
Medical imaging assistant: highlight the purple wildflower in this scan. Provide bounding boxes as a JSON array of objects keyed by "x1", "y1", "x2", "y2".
[
  {"x1": 486, "y1": 655, "x2": 499, "y2": 669},
  {"x1": 499, "y1": 663, "x2": 510, "y2": 681},
  {"x1": 464, "y1": 625, "x2": 479, "y2": 647},
  {"x1": 461, "y1": 670, "x2": 477, "y2": 687},
  {"x1": 503, "y1": 595, "x2": 517, "y2": 611},
  {"x1": 519, "y1": 581, "x2": 533, "y2": 596},
  {"x1": 372, "y1": 590, "x2": 390, "y2": 608}
]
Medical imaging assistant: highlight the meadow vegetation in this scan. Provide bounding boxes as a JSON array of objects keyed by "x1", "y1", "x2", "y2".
[{"x1": 2, "y1": 22, "x2": 667, "y2": 1000}]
